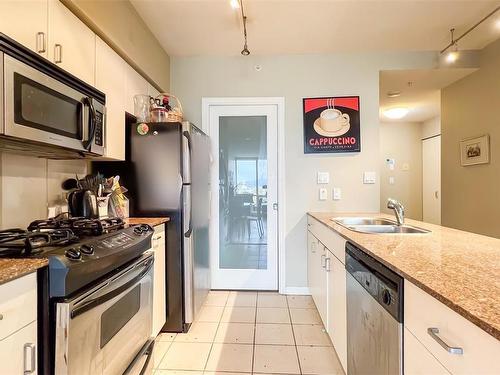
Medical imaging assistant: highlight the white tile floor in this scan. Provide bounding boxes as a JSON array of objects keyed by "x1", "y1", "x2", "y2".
[{"x1": 153, "y1": 291, "x2": 345, "y2": 375}]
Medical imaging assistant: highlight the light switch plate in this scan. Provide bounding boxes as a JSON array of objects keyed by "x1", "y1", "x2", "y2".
[
  {"x1": 363, "y1": 171, "x2": 377, "y2": 184},
  {"x1": 317, "y1": 172, "x2": 330, "y2": 184},
  {"x1": 389, "y1": 176, "x2": 395, "y2": 185},
  {"x1": 319, "y1": 188, "x2": 328, "y2": 200},
  {"x1": 333, "y1": 187, "x2": 342, "y2": 200}
]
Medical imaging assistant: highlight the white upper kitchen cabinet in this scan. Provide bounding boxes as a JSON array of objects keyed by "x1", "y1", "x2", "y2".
[
  {"x1": 0, "y1": 0, "x2": 48, "y2": 58},
  {"x1": 95, "y1": 37, "x2": 127, "y2": 160},
  {"x1": 48, "y1": 0, "x2": 95, "y2": 85},
  {"x1": 125, "y1": 65, "x2": 149, "y2": 115}
]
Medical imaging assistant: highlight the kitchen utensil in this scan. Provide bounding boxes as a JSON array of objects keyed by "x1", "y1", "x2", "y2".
[{"x1": 68, "y1": 189, "x2": 98, "y2": 218}]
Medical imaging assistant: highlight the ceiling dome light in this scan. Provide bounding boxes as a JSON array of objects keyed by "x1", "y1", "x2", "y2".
[
  {"x1": 384, "y1": 107, "x2": 409, "y2": 119},
  {"x1": 230, "y1": 0, "x2": 240, "y2": 9}
]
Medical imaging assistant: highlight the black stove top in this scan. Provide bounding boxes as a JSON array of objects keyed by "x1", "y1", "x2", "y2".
[
  {"x1": 0, "y1": 214, "x2": 125, "y2": 257},
  {"x1": 0, "y1": 214, "x2": 153, "y2": 297}
]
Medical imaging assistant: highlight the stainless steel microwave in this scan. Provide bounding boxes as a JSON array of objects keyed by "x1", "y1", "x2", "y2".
[{"x1": 0, "y1": 34, "x2": 106, "y2": 157}]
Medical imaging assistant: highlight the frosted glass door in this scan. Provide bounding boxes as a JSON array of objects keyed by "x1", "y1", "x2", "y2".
[{"x1": 209, "y1": 105, "x2": 278, "y2": 290}]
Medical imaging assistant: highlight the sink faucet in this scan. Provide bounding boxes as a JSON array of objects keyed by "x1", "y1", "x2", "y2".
[{"x1": 387, "y1": 198, "x2": 405, "y2": 226}]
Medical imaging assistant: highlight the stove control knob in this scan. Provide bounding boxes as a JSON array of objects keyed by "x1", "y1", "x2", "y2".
[
  {"x1": 80, "y1": 244, "x2": 94, "y2": 255},
  {"x1": 65, "y1": 248, "x2": 82, "y2": 260},
  {"x1": 133, "y1": 226, "x2": 144, "y2": 235},
  {"x1": 382, "y1": 289, "x2": 392, "y2": 305}
]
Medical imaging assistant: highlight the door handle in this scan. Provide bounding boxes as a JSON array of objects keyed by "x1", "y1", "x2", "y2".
[
  {"x1": 36, "y1": 32, "x2": 46, "y2": 53},
  {"x1": 427, "y1": 328, "x2": 463, "y2": 355},
  {"x1": 23, "y1": 343, "x2": 36, "y2": 374},
  {"x1": 272, "y1": 203, "x2": 278, "y2": 211},
  {"x1": 54, "y1": 43, "x2": 62, "y2": 64},
  {"x1": 434, "y1": 190, "x2": 439, "y2": 199}
]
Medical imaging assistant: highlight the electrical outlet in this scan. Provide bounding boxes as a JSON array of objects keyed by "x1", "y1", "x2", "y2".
[
  {"x1": 363, "y1": 171, "x2": 377, "y2": 184},
  {"x1": 333, "y1": 187, "x2": 342, "y2": 200},
  {"x1": 319, "y1": 188, "x2": 328, "y2": 200},
  {"x1": 317, "y1": 172, "x2": 330, "y2": 184},
  {"x1": 402, "y1": 163, "x2": 410, "y2": 171}
]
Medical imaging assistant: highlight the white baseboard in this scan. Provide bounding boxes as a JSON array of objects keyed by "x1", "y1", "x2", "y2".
[{"x1": 283, "y1": 287, "x2": 310, "y2": 295}]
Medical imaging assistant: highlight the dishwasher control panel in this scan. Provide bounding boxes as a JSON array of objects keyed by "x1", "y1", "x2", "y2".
[{"x1": 345, "y1": 242, "x2": 403, "y2": 322}]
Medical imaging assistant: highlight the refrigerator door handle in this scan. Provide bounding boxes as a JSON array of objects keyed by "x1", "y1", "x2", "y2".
[
  {"x1": 184, "y1": 186, "x2": 193, "y2": 238},
  {"x1": 182, "y1": 130, "x2": 192, "y2": 184}
]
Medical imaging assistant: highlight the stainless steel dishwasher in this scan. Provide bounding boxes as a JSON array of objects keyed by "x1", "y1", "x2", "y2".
[{"x1": 345, "y1": 242, "x2": 404, "y2": 375}]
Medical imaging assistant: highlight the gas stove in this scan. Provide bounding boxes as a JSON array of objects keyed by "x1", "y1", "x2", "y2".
[{"x1": 0, "y1": 214, "x2": 153, "y2": 297}]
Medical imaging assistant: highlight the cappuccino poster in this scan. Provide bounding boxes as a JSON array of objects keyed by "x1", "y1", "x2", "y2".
[{"x1": 303, "y1": 96, "x2": 361, "y2": 153}]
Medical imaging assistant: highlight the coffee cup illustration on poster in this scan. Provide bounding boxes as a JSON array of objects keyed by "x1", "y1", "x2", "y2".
[{"x1": 303, "y1": 96, "x2": 361, "y2": 153}]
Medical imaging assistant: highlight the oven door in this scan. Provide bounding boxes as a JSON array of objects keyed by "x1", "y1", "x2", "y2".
[
  {"x1": 55, "y1": 253, "x2": 154, "y2": 375},
  {"x1": 2, "y1": 53, "x2": 103, "y2": 154}
]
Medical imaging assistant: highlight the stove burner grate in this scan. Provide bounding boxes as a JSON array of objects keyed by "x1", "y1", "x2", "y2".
[
  {"x1": 0, "y1": 228, "x2": 78, "y2": 256},
  {"x1": 27, "y1": 214, "x2": 125, "y2": 236}
]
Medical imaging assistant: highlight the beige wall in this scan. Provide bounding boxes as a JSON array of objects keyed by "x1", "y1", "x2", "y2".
[
  {"x1": 422, "y1": 116, "x2": 441, "y2": 139},
  {"x1": 62, "y1": 0, "x2": 170, "y2": 91},
  {"x1": 171, "y1": 51, "x2": 436, "y2": 288},
  {"x1": 0, "y1": 154, "x2": 87, "y2": 229},
  {"x1": 441, "y1": 38, "x2": 500, "y2": 238},
  {"x1": 380, "y1": 122, "x2": 423, "y2": 220}
]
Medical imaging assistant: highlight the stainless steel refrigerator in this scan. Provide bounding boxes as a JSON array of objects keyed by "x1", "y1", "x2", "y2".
[{"x1": 93, "y1": 118, "x2": 210, "y2": 332}]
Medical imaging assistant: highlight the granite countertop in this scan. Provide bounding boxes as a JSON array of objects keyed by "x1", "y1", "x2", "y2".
[
  {"x1": 308, "y1": 212, "x2": 500, "y2": 340},
  {"x1": 0, "y1": 259, "x2": 48, "y2": 285},
  {"x1": 126, "y1": 217, "x2": 170, "y2": 227}
]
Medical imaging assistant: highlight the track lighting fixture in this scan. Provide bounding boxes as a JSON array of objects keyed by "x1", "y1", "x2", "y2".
[
  {"x1": 441, "y1": 6, "x2": 500, "y2": 64},
  {"x1": 230, "y1": 0, "x2": 250, "y2": 56}
]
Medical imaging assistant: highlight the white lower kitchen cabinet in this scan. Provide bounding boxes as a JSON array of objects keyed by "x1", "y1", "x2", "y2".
[
  {"x1": 405, "y1": 281, "x2": 500, "y2": 374},
  {"x1": 405, "y1": 327, "x2": 451, "y2": 375},
  {"x1": 0, "y1": 0, "x2": 48, "y2": 58},
  {"x1": 0, "y1": 273, "x2": 38, "y2": 374},
  {"x1": 0, "y1": 321, "x2": 37, "y2": 374},
  {"x1": 151, "y1": 225, "x2": 167, "y2": 336},
  {"x1": 307, "y1": 221, "x2": 348, "y2": 373},
  {"x1": 48, "y1": 0, "x2": 96, "y2": 85},
  {"x1": 326, "y1": 251, "x2": 347, "y2": 371},
  {"x1": 95, "y1": 37, "x2": 127, "y2": 160}
]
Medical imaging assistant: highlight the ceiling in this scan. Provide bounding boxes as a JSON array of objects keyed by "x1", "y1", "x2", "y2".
[
  {"x1": 379, "y1": 68, "x2": 477, "y2": 123},
  {"x1": 131, "y1": 0, "x2": 500, "y2": 57}
]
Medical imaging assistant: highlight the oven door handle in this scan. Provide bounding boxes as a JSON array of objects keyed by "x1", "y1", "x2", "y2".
[{"x1": 70, "y1": 256, "x2": 153, "y2": 319}]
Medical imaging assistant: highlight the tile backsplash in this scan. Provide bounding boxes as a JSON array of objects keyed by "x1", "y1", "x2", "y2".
[{"x1": 0, "y1": 153, "x2": 87, "y2": 229}]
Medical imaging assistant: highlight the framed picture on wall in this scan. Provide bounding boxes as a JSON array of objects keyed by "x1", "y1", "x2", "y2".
[
  {"x1": 303, "y1": 96, "x2": 361, "y2": 154},
  {"x1": 460, "y1": 134, "x2": 490, "y2": 166}
]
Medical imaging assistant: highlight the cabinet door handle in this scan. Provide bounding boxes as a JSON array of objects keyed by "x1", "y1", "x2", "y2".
[
  {"x1": 321, "y1": 254, "x2": 326, "y2": 268},
  {"x1": 36, "y1": 32, "x2": 46, "y2": 53},
  {"x1": 427, "y1": 328, "x2": 463, "y2": 355},
  {"x1": 23, "y1": 343, "x2": 36, "y2": 374},
  {"x1": 325, "y1": 257, "x2": 331, "y2": 272},
  {"x1": 54, "y1": 44, "x2": 63, "y2": 64}
]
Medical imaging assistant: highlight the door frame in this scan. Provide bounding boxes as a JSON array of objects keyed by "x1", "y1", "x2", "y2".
[{"x1": 202, "y1": 97, "x2": 286, "y2": 293}]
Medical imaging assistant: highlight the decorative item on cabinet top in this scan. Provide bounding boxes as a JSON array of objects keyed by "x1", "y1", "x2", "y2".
[{"x1": 135, "y1": 93, "x2": 184, "y2": 124}]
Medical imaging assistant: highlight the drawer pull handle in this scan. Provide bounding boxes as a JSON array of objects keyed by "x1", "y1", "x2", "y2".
[
  {"x1": 321, "y1": 254, "x2": 326, "y2": 268},
  {"x1": 0, "y1": 313, "x2": 3, "y2": 320},
  {"x1": 427, "y1": 327, "x2": 463, "y2": 355},
  {"x1": 23, "y1": 343, "x2": 36, "y2": 373},
  {"x1": 325, "y1": 257, "x2": 331, "y2": 272}
]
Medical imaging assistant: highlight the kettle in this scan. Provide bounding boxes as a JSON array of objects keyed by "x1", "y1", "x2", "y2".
[{"x1": 68, "y1": 189, "x2": 98, "y2": 218}]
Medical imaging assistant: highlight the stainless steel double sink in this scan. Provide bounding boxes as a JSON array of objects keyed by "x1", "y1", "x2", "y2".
[{"x1": 332, "y1": 217, "x2": 430, "y2": 234}]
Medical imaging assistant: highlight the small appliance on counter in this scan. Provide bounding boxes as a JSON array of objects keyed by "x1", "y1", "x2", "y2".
[{"x1": 0, "y1": 214, "x2": 155, "y2": 375}]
